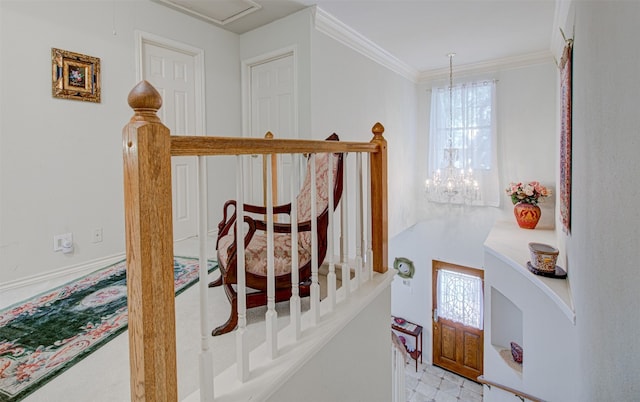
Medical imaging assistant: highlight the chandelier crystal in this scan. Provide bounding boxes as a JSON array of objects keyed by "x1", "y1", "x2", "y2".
[{"x1": 425, "y1": 53, "x2": 480, "y2": 204}]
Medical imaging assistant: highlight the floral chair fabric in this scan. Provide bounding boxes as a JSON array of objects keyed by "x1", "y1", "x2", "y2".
[{"x1": 217, "y1": 151, "x2": 338, "y2": 277}]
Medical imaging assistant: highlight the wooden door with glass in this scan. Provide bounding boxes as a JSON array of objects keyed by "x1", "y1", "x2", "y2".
[{"x1": 432, "y1": 260, "x2": 484, "y2": 381}]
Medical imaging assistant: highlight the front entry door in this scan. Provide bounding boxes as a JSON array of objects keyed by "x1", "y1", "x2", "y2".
[{"x1": 432, "y1": 260, "x2": 484, "y2": 381}]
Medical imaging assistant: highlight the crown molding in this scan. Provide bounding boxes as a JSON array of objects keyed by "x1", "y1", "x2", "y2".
[
  {"x1": 312, "y1": 6, "x2": 554, "y2": 85},
  {"x1": 417, "y1": 51, "x2": 554, "y2": 84},
  {"x1": 312, "y1": 6, "x2": 419, "y2": 83}
]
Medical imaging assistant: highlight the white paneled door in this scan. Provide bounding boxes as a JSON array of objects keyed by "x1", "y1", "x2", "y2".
[
  {"x1": 141, "y1": 40, "x2": 201, "y2": 241},
  {"x1": 249, "y1": 53, "x2": 295, "y2": 206}
]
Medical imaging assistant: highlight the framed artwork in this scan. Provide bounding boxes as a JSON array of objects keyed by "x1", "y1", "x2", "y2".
[
  {"x1": 51, "y1": 48, "x2": 101, "y2": 103},
  {"x1": 559, "y1": 41, "x2": 573, "y2": 234}
]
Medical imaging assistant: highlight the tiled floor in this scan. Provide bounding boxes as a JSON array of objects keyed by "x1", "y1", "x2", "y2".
[{"x1": 405, "y1": 361, "x2": 483, "y2": 402}]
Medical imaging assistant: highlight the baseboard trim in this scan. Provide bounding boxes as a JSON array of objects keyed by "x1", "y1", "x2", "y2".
[
  {"x1": 1, "y1": 233, "x2": 219, "y2": 306},
  {"x1": 0, "y1": 253, "x2": 125, "y2": 294}
]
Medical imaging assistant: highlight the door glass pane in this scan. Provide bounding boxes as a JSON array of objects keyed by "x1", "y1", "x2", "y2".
[{"x1": 437, "y1": 269, "x2": 483, "y2": 329}]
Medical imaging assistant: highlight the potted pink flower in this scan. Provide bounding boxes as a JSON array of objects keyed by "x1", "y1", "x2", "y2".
[{"x1": 505, "y1": 181, "x2": 551, "y2": 228}]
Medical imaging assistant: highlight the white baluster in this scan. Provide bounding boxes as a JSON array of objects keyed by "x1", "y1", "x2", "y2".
[
  {"x1": 391, "y1": 345, "x2": 397, "y2": 402},
  {"x1": 235, "y1": 155, "x2": 249, "y2": 382},
  {"x1": 310, "y1": 154, "x2": 320, "y2": 325},
  {"x1": 265, "y1": 154, "x2": 278, "y2": 358},
  {"x1": 366, "y1": 153, "x2": 373, "y2": 281},
  {"x1": 197, "y1": 156, "x2": 214, "y2": 401},
  {"x1": 340, "y1": 153, "x2": 350, "y2": 298},
  {"x1": 354, "y1": 152, "x2": 364, "y2": 290},
  {"x1": 289, "y1": 154, "x2": 301, "y2": 340},
  {"x1": 327, "y1": 153, "x2": 336, "y2": 311},
  {"x1": 392, "y1": 343, "x2": 406, "y2": 402}
]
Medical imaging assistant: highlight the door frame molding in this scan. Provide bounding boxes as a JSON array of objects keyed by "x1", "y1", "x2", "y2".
[
  {"x1": 241, "y1": 45, "x2": 298, "y2": 139},
  {"x1": 134, "y1": 30, "x2": 206, "y2": 136}
]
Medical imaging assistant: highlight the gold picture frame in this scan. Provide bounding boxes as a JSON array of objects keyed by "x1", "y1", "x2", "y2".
[{"x1": 52, "y1": 48, "x2": 101, "y2": 103}]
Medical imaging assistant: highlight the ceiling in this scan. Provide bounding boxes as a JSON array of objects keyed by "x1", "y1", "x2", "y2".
[{"x1": 154, "y1": 0, "x2": 558, "y2": 73}]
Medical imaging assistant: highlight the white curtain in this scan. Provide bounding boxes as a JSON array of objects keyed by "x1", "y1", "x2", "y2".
[
  {"x1": 436, "y1": 269, "x2": 483, "y2": 330},
  {"x1": 428, "y1": 80, "x2": 500, "y2": 206}
]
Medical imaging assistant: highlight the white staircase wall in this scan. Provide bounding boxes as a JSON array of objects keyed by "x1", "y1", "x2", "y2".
[{"x1": 267, "y1": 286, "x2": 392, "y2": 402}]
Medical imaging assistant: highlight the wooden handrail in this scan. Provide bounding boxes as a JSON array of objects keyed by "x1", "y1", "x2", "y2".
[
  {"x1": 477, "y1": 375, "x2": 547, "y2": 402},
  {"x1": 170, "y1": 135, "x2": 378, "y2": 156}
]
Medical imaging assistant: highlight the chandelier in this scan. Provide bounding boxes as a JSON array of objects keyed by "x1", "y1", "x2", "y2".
[{"x1": 425, "y1": 53, "x2": 480, "y2": 204}]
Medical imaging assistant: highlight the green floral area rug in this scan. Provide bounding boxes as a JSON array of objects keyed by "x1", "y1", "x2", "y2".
[{"x1": 0, "y1": 256, "x2": 217, "y2": 402}]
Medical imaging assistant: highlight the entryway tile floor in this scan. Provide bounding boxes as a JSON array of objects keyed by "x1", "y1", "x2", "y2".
[{"x1": 405, "y1": 361, "x2": 483, "y2": 402}]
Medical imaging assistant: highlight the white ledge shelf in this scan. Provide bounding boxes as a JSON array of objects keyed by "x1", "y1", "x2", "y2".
[{"x1": 484, "y1": 220, "x2": 575, "y2": 323}]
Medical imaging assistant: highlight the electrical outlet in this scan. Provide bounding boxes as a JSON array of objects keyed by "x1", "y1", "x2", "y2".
[
  {"x1": 53, "y1": 233, "x2": 73, "y2": 251},
  {"x1": 92, "y1": 228, "x2": 103, "y2": 243}
]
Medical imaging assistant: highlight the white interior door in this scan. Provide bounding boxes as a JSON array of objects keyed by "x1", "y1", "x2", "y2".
[
  {"x1": 249, "y1": 53, "x2": 295, "y2": 206},
  {"x1": 141, "y1": 39, "x2": 201, "y2": 241}
]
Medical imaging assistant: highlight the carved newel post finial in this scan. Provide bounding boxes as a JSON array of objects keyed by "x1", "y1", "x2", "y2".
[
  {"x1": 372, "y1": 122, "x2": 385, "y2": 138},
  {"x1": 127, "y1": 80, "x2": 162, "y2": 123}
]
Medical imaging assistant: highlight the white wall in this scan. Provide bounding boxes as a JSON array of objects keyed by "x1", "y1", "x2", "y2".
[
  {"x1": 390, "y1": 61, "x2": 557, "y2": 362},
  {"x1": 267, "y1": 286, "x2": 392, "y2": 402},
  {"x1": 310, "y1": 29, "x2": 419, "y2": 238},
  {"x1": 566, "y1": 2, "x2": 640, "y2": 399},
  {"x1": 0, "y1": 1, "x2": 241, "y2": 284}
]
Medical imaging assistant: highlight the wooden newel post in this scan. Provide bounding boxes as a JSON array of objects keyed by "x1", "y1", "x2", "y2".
[
  {"x1": 123, "y1": 80, "x2": 177, "y2": 402},
  {"x1": 370, "y1": 122, "x2": 388, "y2": 273}
]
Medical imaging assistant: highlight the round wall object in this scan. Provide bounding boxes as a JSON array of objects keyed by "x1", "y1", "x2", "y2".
[{"x1": 393, "y1": 257, "x2": 415, "y2": 279}]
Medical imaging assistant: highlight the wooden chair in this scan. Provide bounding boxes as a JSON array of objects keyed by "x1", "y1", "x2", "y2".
[{"x1": 210, "y1": 134, "x2": 344, "y2": 335}]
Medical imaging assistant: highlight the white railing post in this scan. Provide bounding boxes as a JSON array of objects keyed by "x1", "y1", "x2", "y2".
[
  {"x1": 197, "y1": 156, "x2": 214, "y2": 401},
  {"x1": 340, "y1": 153, "x2": 350, "y2": 298},
  {"x1": 354, "y1": 152, "x2": 364, "y2": 290},
  {"x1": 310, "y1": 154, "x2": 320, "y2": 325},
  {"x1": 266, "y1": 154, "x2": 278, "y2": 358},
  {"x1": 235, "y1": 155, "x2": 249, "y2": 382},
  {"x1": 391, "y1": 343, "x2": 406, "y2": 402},
  {"x1": 289, "y1": 154, "x2": 301, "y2": 340},
  {"x1": 327, "y1": 153, "x2": 337, "y2": 311}
]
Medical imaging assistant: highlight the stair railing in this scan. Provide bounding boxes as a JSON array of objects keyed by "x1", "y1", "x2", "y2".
[
  {"x1": 122, "y1": 80, "x2": 388, "y2": 401},
  {"x1": 477, "y1": 375, "x2": 548, "y2": 402}
]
